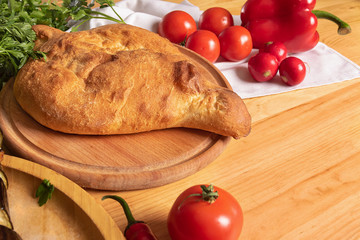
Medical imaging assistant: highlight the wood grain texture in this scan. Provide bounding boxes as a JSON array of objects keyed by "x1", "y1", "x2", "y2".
[
  {"x1": 1, "y1": 0, "x2": 360, "y2": 239},
  {"x1": 1, "y1": 154, "x2": 124, "y2": 240},
  {"x1": 0, "y1": 46, "x2": 232, "y2": 191},
  {"x1": 90, "y1": 0, "x2": 360, "y2": 239}
]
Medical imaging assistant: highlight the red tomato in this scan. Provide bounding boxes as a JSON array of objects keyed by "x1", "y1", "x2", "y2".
[
  {"x1": 279, "y1": 57, "x2": 306, "y2": 86},
  {"x1": 185, "y1": 30, "x2": 220, "y2": 63},
  {"x1": 260, "y1": 42, "x2": 287, "y2": 63},
  {"x1": 248, "y1": 52, "x2": 279, "y2": 82},
  {"x1": 167, "y1": 184, "x2": 243, "y2": 240},
  {"x1": 158, "y1": 11, "x2": 197, "y2": 44},
  {"x1": 198, "y1": 7, "x2": 234, "y2": 36},
  {"x1": 218, "y1": 26, "x2": 252, "y2": 62}
]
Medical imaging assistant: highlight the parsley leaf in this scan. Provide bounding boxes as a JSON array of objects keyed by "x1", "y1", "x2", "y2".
[
  {"x1": 35, "y1": 179, "x2": 54, "y2": 207},
  {"x1": 0, "y1": 0, "x2": 125, "y2": 89}
]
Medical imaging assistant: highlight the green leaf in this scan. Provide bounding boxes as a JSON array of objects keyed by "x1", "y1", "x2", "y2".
[
  {"x1": 0, "y1": 0, "x2": 125, "y2": 88},
  {"x1": 71, "y1": 9, "x2": 88, "y2": 21},
  {"x1": 97, "y1": 0, "x2": 115, "y2": 7},
  {"x1": 8, "y1": 50, "x2": 25, "y2": 59},
  {"x1": 35, "y1": 179, "x2": 54, "y2": 207},
  {"x1": 29, "y1": 10, "x2": 45, "y2": 20}
]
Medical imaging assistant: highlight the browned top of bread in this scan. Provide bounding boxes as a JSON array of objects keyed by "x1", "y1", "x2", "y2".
[{"x1": 13, "y1": 24, "x2": 251, "y2": 139}]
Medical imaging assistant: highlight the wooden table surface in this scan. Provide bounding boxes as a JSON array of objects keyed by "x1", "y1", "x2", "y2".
[
  {"x1": 85, "y1": 0, "x2": 360, "y2": 239},
  {"x1": 5, "y1": 0, "x2": 360, "y2": 239},
  {"x1": 89, "y1": 0, "x2": 360, "y2": 239}
]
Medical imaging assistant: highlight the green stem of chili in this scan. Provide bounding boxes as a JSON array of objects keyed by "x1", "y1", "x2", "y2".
[
  {"x1": 312, "y1": 10, "x2": 351, "y2": 35},
  {"x1": 102, "y1": 195, "x2": 136, "y2": 225}
]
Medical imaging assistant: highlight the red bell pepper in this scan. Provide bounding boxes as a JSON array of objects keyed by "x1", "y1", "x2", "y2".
[{"x1": 241, "y1": 0, "x2": 351, "y2": 53}]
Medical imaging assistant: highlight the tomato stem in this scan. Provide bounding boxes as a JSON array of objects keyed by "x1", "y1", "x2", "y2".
[
  {"x1": 178, "y1": 184, "x2": 219, "y2": 210},
  {"x1": 179, "y1": 35, "x2": 188, "y2": 46},
  {"x1": 200, "y1": 184, "x2": 219, "y2": 203}
]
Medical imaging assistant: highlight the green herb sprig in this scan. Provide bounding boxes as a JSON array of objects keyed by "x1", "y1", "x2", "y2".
[
  {"x1": 0, "y1": 0, "x2": 125, "y2": 88},
  {"x1": 35, "y1": 179, "x2": 54, "y2": 207}
]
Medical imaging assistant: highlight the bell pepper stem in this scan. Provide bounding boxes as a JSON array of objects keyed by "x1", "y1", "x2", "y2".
[
  {"x1": 312, "y1": 10, "x2": 351, "y2": 35},
  {"x1": 102, "y1": 195, "x2": 136, "y2": 226}
]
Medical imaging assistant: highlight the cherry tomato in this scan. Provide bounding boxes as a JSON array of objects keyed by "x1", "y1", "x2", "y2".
[
  {"x1": 198, "y1": 7, "x2": 234, "y2": 36},
  {"x1": 260, "y1": 42, "x2": 287, "y2": 63},
  {"x1": 167, "y1": 184, "x2": 243, "y2": 240},
  {"x1": 185, "y1": 30, "x2": 220, "y2": 63},
  {"x1": 248, "y1": 52, "x2": 279, "y2": 82},
  {"x1": 158, "y1": 10, "x2": 197, "y2": 44},
  {"x1": 218, "y1": 26, "x2": 252, "y2": 62},
  {"x1": 279, "y1": 57, "x2": 306, "y2": 86}
]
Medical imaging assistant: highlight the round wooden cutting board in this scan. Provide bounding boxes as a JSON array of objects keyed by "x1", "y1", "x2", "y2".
[{"x1": 0, "y1": 46, "x2": 233, "y2": 191}]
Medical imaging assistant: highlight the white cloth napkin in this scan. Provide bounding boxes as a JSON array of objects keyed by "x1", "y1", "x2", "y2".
[{"x1": 73, "y1": 0, "x2": 360, "y2": 99}]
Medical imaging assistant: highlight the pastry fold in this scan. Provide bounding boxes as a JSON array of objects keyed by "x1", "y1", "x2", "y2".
[{"x1": 14, "y1": 24, "x2": 251, "y2": 139}]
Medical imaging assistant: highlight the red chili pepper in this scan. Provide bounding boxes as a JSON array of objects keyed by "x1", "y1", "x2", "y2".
[
  {"x1": 102, "y1": 195, "x2": 158, "y2": 240},
  {"x1": 241, "y1": 0, "x2": 351, "y2": 53}
]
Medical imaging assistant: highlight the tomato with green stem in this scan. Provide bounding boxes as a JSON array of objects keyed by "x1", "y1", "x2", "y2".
[
  {"x1": 218, "y1": 26, "x2": 253, "y2": 62},
  {"x1": 185, "y1": 30, "x2": 220, "y2": 63},
  {"x1": 158, "y1": 10, "x2": 197, "y2": 44},
  {"x1": 198, "y1": 7, "x2": 234, "y2": 36},
  {"x1": 167, "y1": 184, "x2": 243, "y2": 240}
]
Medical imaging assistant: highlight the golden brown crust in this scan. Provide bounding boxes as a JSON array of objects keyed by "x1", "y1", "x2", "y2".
[{"x1": 14, "y1": 24, "x2": 251, "y2": 139}]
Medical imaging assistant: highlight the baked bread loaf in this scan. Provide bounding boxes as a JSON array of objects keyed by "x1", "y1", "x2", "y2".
[{"x1": 13, "y1": 24, "x2": 251, "y2": 139}]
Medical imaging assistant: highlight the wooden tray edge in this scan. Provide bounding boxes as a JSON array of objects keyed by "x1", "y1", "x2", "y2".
[{"x1": 1, "y1": 154, "x2": 124, "y2": 239}]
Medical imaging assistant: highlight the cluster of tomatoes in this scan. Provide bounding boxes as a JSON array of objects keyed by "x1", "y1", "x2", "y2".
[
  {"x1": 158, "y1": 7, "x2": 307, "y2": 86},
  {"x1": 249, "y1": 42, "x2": 307, "y2": 86},
  {"x1": 158, "y1": 7, "x2": 252, "y2": 63}
]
